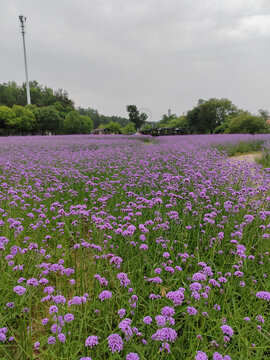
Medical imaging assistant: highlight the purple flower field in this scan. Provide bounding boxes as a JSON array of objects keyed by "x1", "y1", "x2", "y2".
[{"x1": 0, "y1": 134, "x2": 269, "y2": 359}]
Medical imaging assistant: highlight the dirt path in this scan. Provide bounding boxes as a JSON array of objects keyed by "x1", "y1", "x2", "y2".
[{"x1": 229, "y1": 151, "x2": 262, "y2": 163}]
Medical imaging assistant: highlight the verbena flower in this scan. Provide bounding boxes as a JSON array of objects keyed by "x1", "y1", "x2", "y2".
[
  {"x1": 119, "y1": 318, "x2": 133, "y2": 339},
  {"x1": 195, "y1": 350, "x2": 208, "y2": 359},
  {"x1": 143, "y1": 316, "x2": 152, "y2": 325},
  {"x1": 26, "y1": 278, "x2": 39, "y2": 286},
  {"x1": 13, "y1": 285, "x2": 26, "y2": 295},
  {"x1": 51, "y1": 323, "x2": 62, "y2": 334},
  {"x1": 98, "y1": 290, "x2": 112, "y2": 301},
  {"x1": 126, "y1": 353, "x2": 140, "y2": 360},
  {"x1": 53, "y1": 295, "x2": 66, "y2": 304},
  {"x1": 118, "y1": 308, "x2": 126, "y2": 318},
  {"x1": 256, "y1": 291, "x2": 270, "y2": 301},
  {"x1": 161, "y1": 306, "x2": 175, "y2": 318},
  {"x1": 151, "y1": 327, "x2": 177, "y2": 342},
  {"x1": 187, "y1": 307, "x2": 197, "y2": 315},
  {"x1": 0, "y1": 334, "x2": 6, "y2": 342},
  {"x1": 49, "y1": 305, "x2": 58, "y2": 314},
  {"x1": 220, "y1": 325, "x2": 234, "y2": 337},
  {"x1": 42, "y1": 318, "x2": 49, "y2": 325},
  {"x1": 155, "y1": 315, "x2": 166, "y2": 327},
  {"x1": 107, "y1": 333, "x2": 123, "y2": 353},
  {"x1": 57, "y1": 333, "x2": 66, "y2": 343},
  {"x1": 64, "y1": 313, "x2": 74, "y2": 322},
  {"x1": 47, "y1": 336, "x2": 56, "y2": 345},
  {"x1": 166, "y1": 288, "x2": 185, "y2": 306},
  {"x1": 85, "y1": 335, "x2": 99, "y2": 348}
]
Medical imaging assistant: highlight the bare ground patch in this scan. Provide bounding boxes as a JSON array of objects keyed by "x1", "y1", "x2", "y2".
[{"x1": 229, "y1": 151, "x2": 262, "y2": 163}]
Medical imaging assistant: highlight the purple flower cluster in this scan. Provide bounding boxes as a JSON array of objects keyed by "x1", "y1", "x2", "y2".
[
  {"x1": 220, "y1": 325, "x2": 234, "y2": 337},
  {"x1": 107, "y1": 333, "x2": 123, "y2": 353},
  {"x1": 151, "y1": 327, "x2": 177, "y2": 342},
  {"x1": 256, "y1": 291, "x2": 270, "y2": 301},
  {"x1": 13, "y1": 285, "x2": 26, "y2": 295},
  {"x1": 98, "y1": 290, "x2": 112, "y2": 301},
  {"x1": 85, "y1": 335, "x2": 99, "y2": 348}
]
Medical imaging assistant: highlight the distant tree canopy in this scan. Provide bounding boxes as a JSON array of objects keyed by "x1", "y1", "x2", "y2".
[
  {"x1": 258, "y1": 109, "x2": 269, "y2": 122},
  {"x1": 0, "y1": 81, "x2": 74, "y2": 110},
  {"x1": 33, "y1": 106, "x2": 62, "y2": 134},
  {"x1": 0, "y1": 81, "x2": 268, "y2": 135},
  {"x1": 159, "y1": 115, "x2": 188, "y2": 129},
  {"x1": 157, "y1": 98, "x2": 269, "y2": 134},
  {"x1": 106, "y1": 121, "x2": 122, "y2": 134},
  {"x1": 126, "y1": 105, "x2": 148, "y2": 130},
  {"x1": 0, "y1": 81, "x2": 93, "y2": 135},
  {"x1": 0, "y1": 106, "x2": 14, "y2": 129},
  {"x1": 121, "y1": 122, "x2": 136, "y2": 134},
  {"x1": 186, "y1": 98, "x2": 238, "y2": 133},
  {"x1": 159, "y1": 113, "x2": 178, "y2": 127},
  {"x1": 0, "y1": 81, "x2": 128, "y2": 135},
  {"x1": 11, "y1": 105, "x2": 36, "y2": 133},
  {"x1": 225, "y1": 113, "x2": 267, "y2": 134},
  {"x1": 77, "y1": 107, "x2": 129, "y2": 129}
]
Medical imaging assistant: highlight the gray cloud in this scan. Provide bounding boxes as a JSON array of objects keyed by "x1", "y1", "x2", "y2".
[{"x1": 1, "y1": 0, "x2": 270, "y2": 120}]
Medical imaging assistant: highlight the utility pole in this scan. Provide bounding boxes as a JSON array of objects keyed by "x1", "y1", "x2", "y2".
[{"x1": 19, "y1": 15, "x2": 31, "y2": 105}]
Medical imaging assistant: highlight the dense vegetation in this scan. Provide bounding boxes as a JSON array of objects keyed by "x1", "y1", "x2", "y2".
[
  {"x1": 0, "y1": 82, "x2": 129, "y2": 135},
  {"x1": 156, "y1": 99, "x2": 269, "y2": 135}
]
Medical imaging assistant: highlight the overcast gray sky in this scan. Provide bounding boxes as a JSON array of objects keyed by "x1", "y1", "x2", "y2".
[{"x1": 1, "y1": 0, "x2": 270, "y2": 121}]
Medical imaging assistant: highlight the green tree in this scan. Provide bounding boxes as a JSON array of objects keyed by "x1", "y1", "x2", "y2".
[
  {"x1": 0, "y1": 106, "x2": 15, "y2": 132},
  {"x1": 109, "y1": 116, "x2": 129, "y2": 127},
  {"x1": 80, "y1": 115, "x2": 93, "y2": 134},
  {"x1": 54, "y1": 88, "x2": 74, "y2": 109},
  {"x1": 213, "y1": 122, "x2": 229, "y2": 134},
  {"x1": 187, "y1": 98, "x2": 238, "y2": 133},
  {"x1": 140, "y1": 123, "x2": 152, "y2": 131},
  {"x1": 159, "y1": 113, "x2": 177, "y2": 126},
  {"x1": 126, "y1": 105, "x2": 147, "y2": 130},
  {"x1": 258, "y1": 109, "x2": 269, "y2": 122},
  {"x1": 0, "y1": 82, "x2": 25, "y2": 107},
  {"x1": 34, "y1": 106, "x2": 62, "y2": 134},
  {"x1": 0, "y1": 81, "x2": 75, "y2": 109},
  {"x1": 63, "y1": 111, "x2": 81, "y2": 134},
  {"x1": 122, "y1": 122, "x2": 136, "y2": 134},
  {"x1": 39, "y1": 87, "x2": 55, "y2": 107},
  {"x1": 78, "y1": 107, "x2": 100, "y2": 128},
  {"x1": 8, "y1": 105, "x2": 36, "y2": 133},
  {"x1": 106, "y1": 121, "x2": 122, "y2": 134},
  {"x1": 78, "y1": 108, "x2": 129, "y2": 130},
  {"x1": 225, "y1": 113, "x2": 266, "y2": 134},
  {"x1": 164, "y1": 115, "x2": 188, "y2": 128},
  {"x1": 99, "y1": 114, "x2": 110, "y2": 126},
  {"x1": 186, "y1": 106, "x2": 201, "y2": 130}
]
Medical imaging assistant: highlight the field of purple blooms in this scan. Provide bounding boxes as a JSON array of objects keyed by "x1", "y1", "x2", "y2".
[{"x1": 0, "y1": 134, "x2": 270, "y2": 360}]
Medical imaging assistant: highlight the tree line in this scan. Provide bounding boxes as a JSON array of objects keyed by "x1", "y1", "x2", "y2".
[
  {"x1": 0, "y1": 81, "x2": 269, "y2": 135},
  {"x1": 155, "y1": 98, "x2": 269, "y2": 134},
  {"x1": 0, "y1": 81, "x2": 129, "y2": 135}
]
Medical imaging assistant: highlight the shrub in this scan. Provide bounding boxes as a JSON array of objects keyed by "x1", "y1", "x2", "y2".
[{"x1": 225, "y1": 113, "x2": 266, "y2": 134}]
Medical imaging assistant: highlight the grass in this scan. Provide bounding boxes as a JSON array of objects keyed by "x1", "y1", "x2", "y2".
[
  {"x1": 257, "y1": 150, "x2": 270, "y2": 168},
  {"x1": 214, "y1": 140, "x2": 264, "y2": 156}
]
